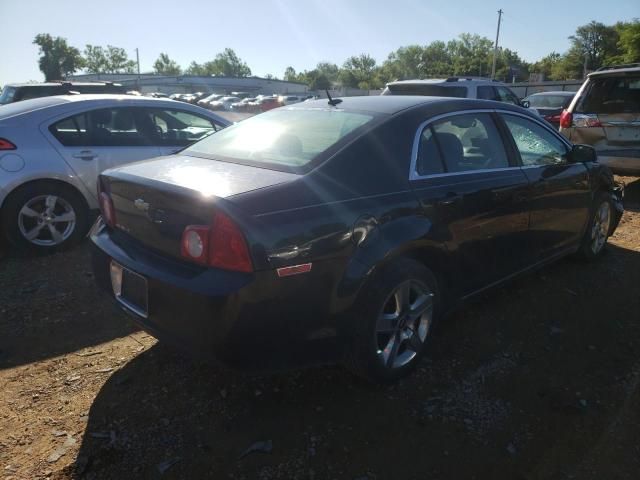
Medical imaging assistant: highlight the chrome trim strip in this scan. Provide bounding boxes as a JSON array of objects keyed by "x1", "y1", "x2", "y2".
[{"x1": 409, "y1": 108, "x2": 573, "y2": 181}]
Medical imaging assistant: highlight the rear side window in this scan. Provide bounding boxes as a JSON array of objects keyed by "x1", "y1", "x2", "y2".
[
  {"x1": 502, "y1": 114, "x2": 568, "y2": 166},
  {"x1": 383, "y1": 84, "x2": 467, "y2": 98},
  {"x1": 416, "y1": 128, "x2": 445, "y2": 176},
  {"x1": 495, "y1": 87, "x2": 520, "y2": 105},
  {"x1": 576, "y1": 76, "x2": 640, "y2": 114},
  {"x1": 49, "y1": 113, "x2": 88, "y2": 146},
  {"x1": 0, "y1": 86, "x2": 17, "y2": 104},
  {"x1": 426, "y1": 113, "x2": 509, "y2": 173},
  {"x1": 19, "y1": 86, "x2": 61, "y2": 101},
  {"x1": 477, "y1": 86, "x2": 498, "y2": 101}
]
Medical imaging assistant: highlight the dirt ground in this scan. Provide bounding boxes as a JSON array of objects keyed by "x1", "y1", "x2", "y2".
[{"x1": 1, "y1": 177, "x2": 639, "y2": 480}]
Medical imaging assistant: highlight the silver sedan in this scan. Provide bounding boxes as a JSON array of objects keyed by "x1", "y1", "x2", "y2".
[{"x1": 0, "y1": 94, "x2": 229, "y2": 252}]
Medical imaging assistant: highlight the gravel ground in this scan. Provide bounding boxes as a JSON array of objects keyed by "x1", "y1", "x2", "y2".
[{"x1": 0, "y1": 177, "x2": 639, "y2": 480}]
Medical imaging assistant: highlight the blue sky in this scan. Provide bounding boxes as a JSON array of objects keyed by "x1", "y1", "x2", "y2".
[{"x1": 1, "y1": 0, "x2": 638, "y2": 85}]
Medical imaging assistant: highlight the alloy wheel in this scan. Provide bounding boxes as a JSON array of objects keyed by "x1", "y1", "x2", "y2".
[
  {"x1": 17, "y1": 195, "x2": 76, "y2": 247},
  {"x1": 376, "y1": 280, "x2": 434, "y2": 369},
  {"x1": 590, "y1": 201, "x2": 611, "y2": 255}
]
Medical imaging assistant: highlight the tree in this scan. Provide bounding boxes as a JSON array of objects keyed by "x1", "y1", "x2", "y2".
[
  {"x1": 33, "y1": 34, "x2": 83, "y2": 81},
  {"x1": 83, "y1": 45, "x2": 108, "y2": 74},
  {"x1": 183, "y1": 49, "x2": 251, "y2": 77},
  {"x1": 105, "y1": 45, "x2": 136, "y2": 73},
  {"x1": 569, "y1": 21, "x2": 619, "y2": 72},
  {"x1": 530, "y1": 52, "x2": 562, "y2": 80},
  {"x1": 210, "y1": 48, "x2": 251, "y2": 77},
  {"x1": 84, "y1": 44, "x2": 136, "y2": 74},
  {"x1": 339, "y1": 54, "x2": 378, "y2": 89},
  {"x1": 283, "y1": 66, "x2": 297, "y2": 81},
  {"x1": 153, "y1": 53, "x2": 181, "y2": 75},
  {"x1": 613, "y1": 20, "x2": 640, "y2": 63}
]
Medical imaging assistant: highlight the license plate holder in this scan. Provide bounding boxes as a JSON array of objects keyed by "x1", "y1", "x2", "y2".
[{"x1": 110, "y1": 261, "x2": 149, "y2": 318}]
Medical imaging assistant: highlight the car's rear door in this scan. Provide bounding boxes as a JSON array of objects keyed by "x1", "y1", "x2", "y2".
[
  {"x1": 498, "y1": 112, "x2": 591, "y2": 260},
  {"x1": 45, "y1": 106, "x2": 161, "y2": 199},
  {"x1": 409, "y1": 111, "x2": 531, "y2": 296}
]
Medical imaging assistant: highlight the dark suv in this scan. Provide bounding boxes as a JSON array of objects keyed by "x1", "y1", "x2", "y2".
[{"x1": 0, "y1": 82, "x2": 127, "y2": 104}]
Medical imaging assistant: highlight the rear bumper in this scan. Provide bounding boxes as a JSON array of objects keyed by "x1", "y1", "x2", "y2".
[{"x1": 90, "y1": 221, "x2": 344, "y2": 370}]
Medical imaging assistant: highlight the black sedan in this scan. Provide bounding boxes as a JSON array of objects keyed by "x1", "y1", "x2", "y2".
[
  {"x1": 91, "y1": 96, "x2": 623, "y2": 382},
  {"x1": 523, "y1": 91, "x2": 575, "y2": 128}
]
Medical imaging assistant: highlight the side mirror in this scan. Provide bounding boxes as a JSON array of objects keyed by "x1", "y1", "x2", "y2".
[
  {"x1": 569, "y1": 144, "x2": 597, "y2": 163},
  {"x1": 520, "y1": 100, "x2": 530, "y2": 108}
]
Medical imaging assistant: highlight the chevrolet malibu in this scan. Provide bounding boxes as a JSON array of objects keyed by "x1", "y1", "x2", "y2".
[{"x1": 91, "y1": 96, "x2": 623, "y2": 382}]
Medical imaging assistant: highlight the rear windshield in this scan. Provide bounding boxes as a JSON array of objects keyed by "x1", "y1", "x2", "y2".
[
  {"x1": 383, "y1": 84, "x2": 467, "y2": 98},
  {"x1": 185, "y1": 108, "x2": 375, "y2": 172},
  {"x1": 528, "y1": 94, "x2": 573, "y2": 109},
  {"x1": 576, "y1": 75, "x2": 640, "y2": 114},
  {"x1": 0, "y1": 86, "x2": 17, "y2": 104}
]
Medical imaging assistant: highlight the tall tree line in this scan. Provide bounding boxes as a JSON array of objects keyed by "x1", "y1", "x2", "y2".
[{"x1": 31, "y1": 19, "x2": 640, "y2": 85}]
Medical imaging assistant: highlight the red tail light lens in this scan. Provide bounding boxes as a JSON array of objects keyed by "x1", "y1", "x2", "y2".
[
  {"x1": 97, "y1": 178, "x2": 116, "y2": 228},
  {"x1": 180, "y1": 211, "x2": 252, "y2": 272},
  {"x1": 559, "y1": 110, "x2": 572, "y2": 129},
  {"x1": 0, "y1": 138, "x2": 16, "y2": 150}
]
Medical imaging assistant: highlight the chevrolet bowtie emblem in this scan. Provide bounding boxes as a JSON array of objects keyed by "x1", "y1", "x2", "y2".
[{"x1": 134, "y1": 198, "x2": 150, "y2": 212}]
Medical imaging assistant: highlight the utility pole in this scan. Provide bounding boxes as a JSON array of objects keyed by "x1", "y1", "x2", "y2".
[
  {"x1": 135, "y1": 48, "x2": 141, "y2": 90},
  {"x1": 491, "y1": 9, "x2": 503, "y2": 79}
]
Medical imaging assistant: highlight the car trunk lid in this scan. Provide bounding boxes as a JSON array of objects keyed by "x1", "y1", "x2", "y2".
[{"x1": 101, "y1": 154, "x2": 299, "y2": 259}]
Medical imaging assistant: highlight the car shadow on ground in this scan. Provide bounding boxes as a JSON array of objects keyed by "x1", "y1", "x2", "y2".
[
  {"x1": 0, "y1": 242, "x2": 135, "y2": 369},
  {"x1": 71, "y1": 243, "x2": 640, "y2": 480},
  {"x1": 621, "y1": 177, "x2": 640, "y2": 212}
]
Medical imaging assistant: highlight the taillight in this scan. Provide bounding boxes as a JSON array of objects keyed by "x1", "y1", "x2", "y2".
[
  {"x1": 97, "y1": 178, "x2": 116, "y2": 228},
  {"x1": 572, "y1": 113, "x2": 602, "y2": 128},
  {"x1": 180, "y1": 211, "x2": 252, "y2": 272},
  {"x1": 0, "y1": 138, "x2": 16, "y2": 150},
  {"x1": 559, "y1": 110, "x2": 572, "y2": 129}
]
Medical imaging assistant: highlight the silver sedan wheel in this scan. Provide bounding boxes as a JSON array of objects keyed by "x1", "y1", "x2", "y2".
[
  {"x1": 17, "y1": 195, "x2": 76, "y2": 247},
  {"x1": 590, "y1": 201, "x2": 611, "y2": 255},
  {"x1": 376, "y1": 280, "x2": 434, "y2": 369}
]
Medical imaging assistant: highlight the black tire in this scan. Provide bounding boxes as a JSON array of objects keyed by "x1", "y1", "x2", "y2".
[
  {"x1": 1, "y1": 181, "x2": 89, "y2": 253},
  {"x1": 347, "y1": 258, "x2": 440, "y2": 384},
  {"x1": 578, "y1": 192, "x2": 614, "y2": 261}
]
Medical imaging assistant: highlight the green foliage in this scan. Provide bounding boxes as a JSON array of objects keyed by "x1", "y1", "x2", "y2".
[
  {"x1": 83, "y1": 44, "x2": 136, "y2": 74},
  {"x1": 33, "y1": 34, "x2": 84, "y2": 81},
  {"x1": 184, "y1": 48, "x2": 251, "y2": 77},
  {"x1": 339, "y1": 54, "x2": 378, "y2": 89},
  {"x1": 153, "y1": 53, "x2": 181, "y2": 75}
]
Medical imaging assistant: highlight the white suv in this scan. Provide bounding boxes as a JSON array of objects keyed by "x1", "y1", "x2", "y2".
[
  {"x1": 382, "y1": 77, "x2": 523, "y2": 105},
  {"x1": 0, "y1": 94, "x2": 229, "y2": 252}
]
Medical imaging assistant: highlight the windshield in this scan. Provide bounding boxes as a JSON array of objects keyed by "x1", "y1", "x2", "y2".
[
  {"x1": 527, "y1": 94, "x2": 573, "y2": 109},
  {"x1": 185, "y1": 108, "x2": 375, "y2": 172},
  {"x1": 383, "y1": 84, "x2": 467, "y2": 98},
  {"x1": 0, "y1": 86, "x2": 17, "y2": 104}
]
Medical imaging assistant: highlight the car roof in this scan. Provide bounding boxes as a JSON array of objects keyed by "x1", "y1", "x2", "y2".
[
  {"x1": 387, "y1": 78, "x2": 505, "y2": 87},
  {"x1": 589, "y1": 66, "x2": 640, "y2": 77},
  {"x1": 287, "y1": 95, "x2": 521, "y2": 115},
  {"x1": 5, "y1": 82, "x2": 122, "y2": 88},
  {"x1": 0, "y1": 94, "x2": 211, "y2": 121},
  {"x1": 527, "y1": 91, "x2": 575, "y2": 96}
]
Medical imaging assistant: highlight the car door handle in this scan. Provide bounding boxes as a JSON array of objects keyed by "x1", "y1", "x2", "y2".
[
  {"x1": 437, "y1": 193, "x2": 462, "y2": 207},
  {"x1": 72, "y1": 150, "x2": 97, "y2": 160}
]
